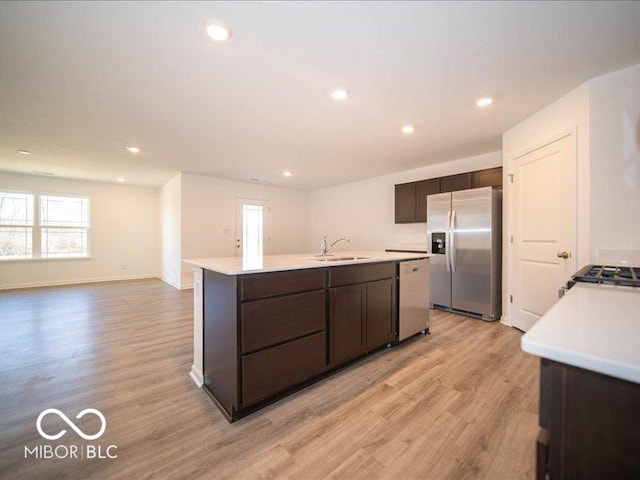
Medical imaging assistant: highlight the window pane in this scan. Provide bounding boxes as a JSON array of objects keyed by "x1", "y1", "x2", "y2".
[
  {"x1": 242, "y1": 204, "x2": 263, "y2": 258},
  {"x1": 0, "y1": 192, "x2": 34, "y2": 226},
  {"x1": 41, "y1": 227, "x2": 88, "y2": 257},
  {"x1": 0, "y1": 227, "x2": 33, "y2": 258},
  {"x1": 41, "y1": 195, "x2": 89, "y2": 227}
]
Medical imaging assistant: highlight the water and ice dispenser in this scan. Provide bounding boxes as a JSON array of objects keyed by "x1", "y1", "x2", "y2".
[{"x1": 431, "y1": 232, "x2": 446, "y2": 254}]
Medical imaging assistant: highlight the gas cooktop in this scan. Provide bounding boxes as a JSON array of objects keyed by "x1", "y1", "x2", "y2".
[{"x1": 571, "y1": 264, "x2": 640, "y2": 288}]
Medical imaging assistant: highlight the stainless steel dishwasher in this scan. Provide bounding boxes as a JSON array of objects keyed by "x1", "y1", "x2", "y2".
[{"x1": 398, "y1": 258, "x2": 430, "y2": 341}]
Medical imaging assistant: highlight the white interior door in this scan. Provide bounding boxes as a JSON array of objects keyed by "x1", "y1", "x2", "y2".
[
  {"x1": 235, "y1": 199, "x2": 271, "y2": 257},
  {"x1": 511, "y1": 134, "x2": 576, "y2": 331}
]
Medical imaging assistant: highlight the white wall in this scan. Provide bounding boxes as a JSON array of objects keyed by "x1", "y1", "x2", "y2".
[
  {"x1": 306, "y1": 151, "x2": 502, "y2": 253},
  {"x1": 0, "y1": 172, "x2": 159, "y2": 289},
  {"x1": 179, "y1": 173, "x2": 310, "y2": 288},
  {"x1": 159, "y1": 173, "x2": 182, "y2": 288},
  {"x1": 589, "y1": 63, "x2": 640, "y2": 264},
  {"x1": 502, "y1": 83, "x2": 591, "y2": 324}
]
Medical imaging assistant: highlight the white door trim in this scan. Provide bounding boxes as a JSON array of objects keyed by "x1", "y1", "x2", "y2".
[
  {"x1": 511, "y1": 128, "x2": 576, "y2": 162},
  {"x1": 506, "y1": 126, "x2": 579, "y2": 328}
]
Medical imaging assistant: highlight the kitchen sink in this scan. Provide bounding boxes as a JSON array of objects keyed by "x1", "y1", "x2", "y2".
[{"x1": 312, "y1": 256, "x2": 370, "y2": 262}]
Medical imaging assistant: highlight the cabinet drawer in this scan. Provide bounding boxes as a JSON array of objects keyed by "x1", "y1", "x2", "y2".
[
  {"x1": 241, "y1": 332, "x2": 326, "y2": 406},
  {"x1": 241, "y1": 268, "x2": 325, "y2": 300},
  {"x1": 241, "y1": 290, "x2": 325, "y2": 353},
  {"x1": 329, "y1": 262, "x2": 395, "y2": 287}
]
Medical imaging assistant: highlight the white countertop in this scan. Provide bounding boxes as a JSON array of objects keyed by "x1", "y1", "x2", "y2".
[
  {"x1": 521, "y1": 283, "x2": 640, "y2": 384},
  {"x1": 184, "y1": 251, "x2": 430, "y2": 275}
]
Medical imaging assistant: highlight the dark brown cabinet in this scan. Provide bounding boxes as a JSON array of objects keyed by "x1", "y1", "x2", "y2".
[
  {"x1": 472, "y1": 167, "x2": 503, "y2": 188},
  {"x1": 328, "y1": 263, "x2": 396, "y2": 368},
  {"x1": 329, "y1": 284, "x2": 366, "y2": 367},
  {"x1": 416, "y1": 178, "x2": 441, "y2": 222},
  {"x1": 203, "y1": 268, "x2": 328, "y2": 420},
  {"x1": 241, "y1": 290, "x2": 325, "y2": 353},
  {"x1": 203, "y1": 261, "x2": 402, "y2": 422},
  {"x1": 440, "y1": 172, "x2": 472, "y2": 192},
  {"x1": 242, "y1": 331, "x2": 326, "y2": 406},
  {"x1": 394, "y1": 182, "x2": 417, "y2": 223},
  {"x1": 365, "y1": 278, "x2": 395, "y2": 351},
  {"x1": 394, "y1": 167, "x2": 502, "y2": 224},
  {"x1": 395, "y1": 178, "x2": 440, "y2": 223},
  {"x1": 536, "y1": 359, "x2": 640, "y2": 480}
]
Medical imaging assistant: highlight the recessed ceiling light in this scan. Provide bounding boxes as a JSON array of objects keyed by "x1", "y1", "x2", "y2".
[
  {"x1": 126, "y1": 146, "x2": 141, "y2": 153},
  {"x1": 205, "y1": 22, "x2": 232, "y2": 41},
  {"x1": 117, "y1": 177, "x2": 126, "y2": 183},
  {"x1": 476, "y1": 97, "x2": 493, "y2": 107},
  {"x1": 282, "y1": 170, "x2": 293, "y2": 177},
  {"x1": 401, "y1": 125, "x2": 415, "y2": 135},
  {"x1": 18, "y1": 149, "x2": 31, "y2": 155},
  {"x1": 330, "y1": 89, "x2": 350, "y2": 101}
]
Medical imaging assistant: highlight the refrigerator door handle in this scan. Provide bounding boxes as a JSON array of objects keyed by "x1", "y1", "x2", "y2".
[
  {"x1": 450, "y1": 210, "x2": 456, "y2": 272},
  {"x1": 445, "y1": 210, "x2": 451, "y2": 272}
]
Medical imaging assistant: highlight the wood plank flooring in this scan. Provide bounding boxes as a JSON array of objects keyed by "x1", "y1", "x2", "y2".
[{"x1": 0, "y1": 279, "x2": 539, "y2": 480}]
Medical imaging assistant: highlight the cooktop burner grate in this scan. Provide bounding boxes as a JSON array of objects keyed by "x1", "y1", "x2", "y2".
[{"x1": 571, "y1": 265, "x2": 640, "y2": 287}]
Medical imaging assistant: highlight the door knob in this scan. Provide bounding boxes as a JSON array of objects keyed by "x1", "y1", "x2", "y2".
[{"x1": 557, "y1": 251, "x2": 570, "y2": 259}]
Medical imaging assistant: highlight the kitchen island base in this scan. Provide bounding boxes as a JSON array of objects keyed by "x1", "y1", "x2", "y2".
[{"x1": 194, "y1": 255, "x2": 429, "y2": 423}]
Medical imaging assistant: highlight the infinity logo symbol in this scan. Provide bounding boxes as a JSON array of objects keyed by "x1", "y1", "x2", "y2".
[{"x1": 36, "y1": 408, "x2": 106, "y2": 441}]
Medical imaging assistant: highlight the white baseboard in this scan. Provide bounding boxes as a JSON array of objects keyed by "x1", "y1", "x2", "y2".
[
  {"x1": 500, "y1": 315, "x2": 511, "y2": 327},
  {"x1": 190, "y1": 364, "x2": 203, "y2": 388},
  {"x1": 160, "y1": 276, "x2": 181, "y2": 289},
  {"x1": 159, "y1": 277, "x2": 194, "y2": 290},
  {"x1": 0, "y1": 274, "x2": 159, "y2": 291}
]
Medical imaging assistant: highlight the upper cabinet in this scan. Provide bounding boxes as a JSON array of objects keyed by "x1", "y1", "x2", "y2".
[
  {"x1": 394, "y1": 182, "x2": 417, "y2": 224},
  {"x1": 416, "y1": 178, "x2": 441, "y2": 222},
  {"x1": 440, "y1": 173, "x2": 472, "y2": 192},
  {"x1": 472, "y1": 167, "x2": 503, "y2": 188},
  {"x1": 395, "y1": 167, "x2": 502, "y2": 224},
  {"x1": 395, "y1": 178, "x2": 440, "y2": 223}
]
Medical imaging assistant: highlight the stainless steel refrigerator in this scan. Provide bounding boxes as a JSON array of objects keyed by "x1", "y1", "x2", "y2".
[{"x1": 426, "y1": 186, "x2": 502, "y2": 320}]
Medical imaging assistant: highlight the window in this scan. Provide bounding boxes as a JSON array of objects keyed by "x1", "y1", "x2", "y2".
[
  {"x1": 0, "y1": 191, "x2": 90, "y2": 260},
  {"x1": 40, "y1": 195, "x2": 89, "y2": 258},
  {"x1": 242, "y1": 203, "x2": 265, "y2": 258},
  {"x1": 0, "y1": 192, "x2": 34, "y2": 259}
]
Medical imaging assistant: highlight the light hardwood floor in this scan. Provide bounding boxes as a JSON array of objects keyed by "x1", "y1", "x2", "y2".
[{"x1": 0, "y1": 279, "x2": 539, "y2": 480}]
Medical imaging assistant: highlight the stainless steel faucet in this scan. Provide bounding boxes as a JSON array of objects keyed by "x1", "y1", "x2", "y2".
[{"x1": 320, "y1": 236, "x2": 350, "y2": 256}]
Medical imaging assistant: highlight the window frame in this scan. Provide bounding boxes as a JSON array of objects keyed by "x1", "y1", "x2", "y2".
[
  {"x1": 0, "y1": 189, "x2": 91, "y2": 262},
  {"x1": 39, "y1": 192, "x2": 91, "y2": 259},
  {"x1": 0, "y1": 189, "x2": 36, "y2": 260}
]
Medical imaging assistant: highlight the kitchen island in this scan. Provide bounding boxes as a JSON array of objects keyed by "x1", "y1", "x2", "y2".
[
  {"x1": 521, "y1": 283, "x2": 640, "y2": 480},
  {"x1": 185, "y1": 251, "x2": 430, "y2": 422}
]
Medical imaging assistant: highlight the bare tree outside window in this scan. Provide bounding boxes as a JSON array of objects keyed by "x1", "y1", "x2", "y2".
[{"x1": 0, "y1": 192, "x2": 34, "y2": 259}]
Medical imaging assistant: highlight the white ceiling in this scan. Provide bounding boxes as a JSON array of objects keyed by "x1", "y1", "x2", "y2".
[{"x1": 1, "y1": 1, "x2": 640, "y2": 190}]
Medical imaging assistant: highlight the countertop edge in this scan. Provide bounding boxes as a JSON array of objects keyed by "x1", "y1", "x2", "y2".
[
  {"x1": 183, "y1": 252, "x2": 431, "y2": 275},
  {"x1": 521, "y1": 331, "x2": 640, "y2": 385}
]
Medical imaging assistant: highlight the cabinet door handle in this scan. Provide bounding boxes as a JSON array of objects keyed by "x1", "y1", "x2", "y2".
[{"x1": 557, "y1": 251, "x2": 570, "y2": 259}]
